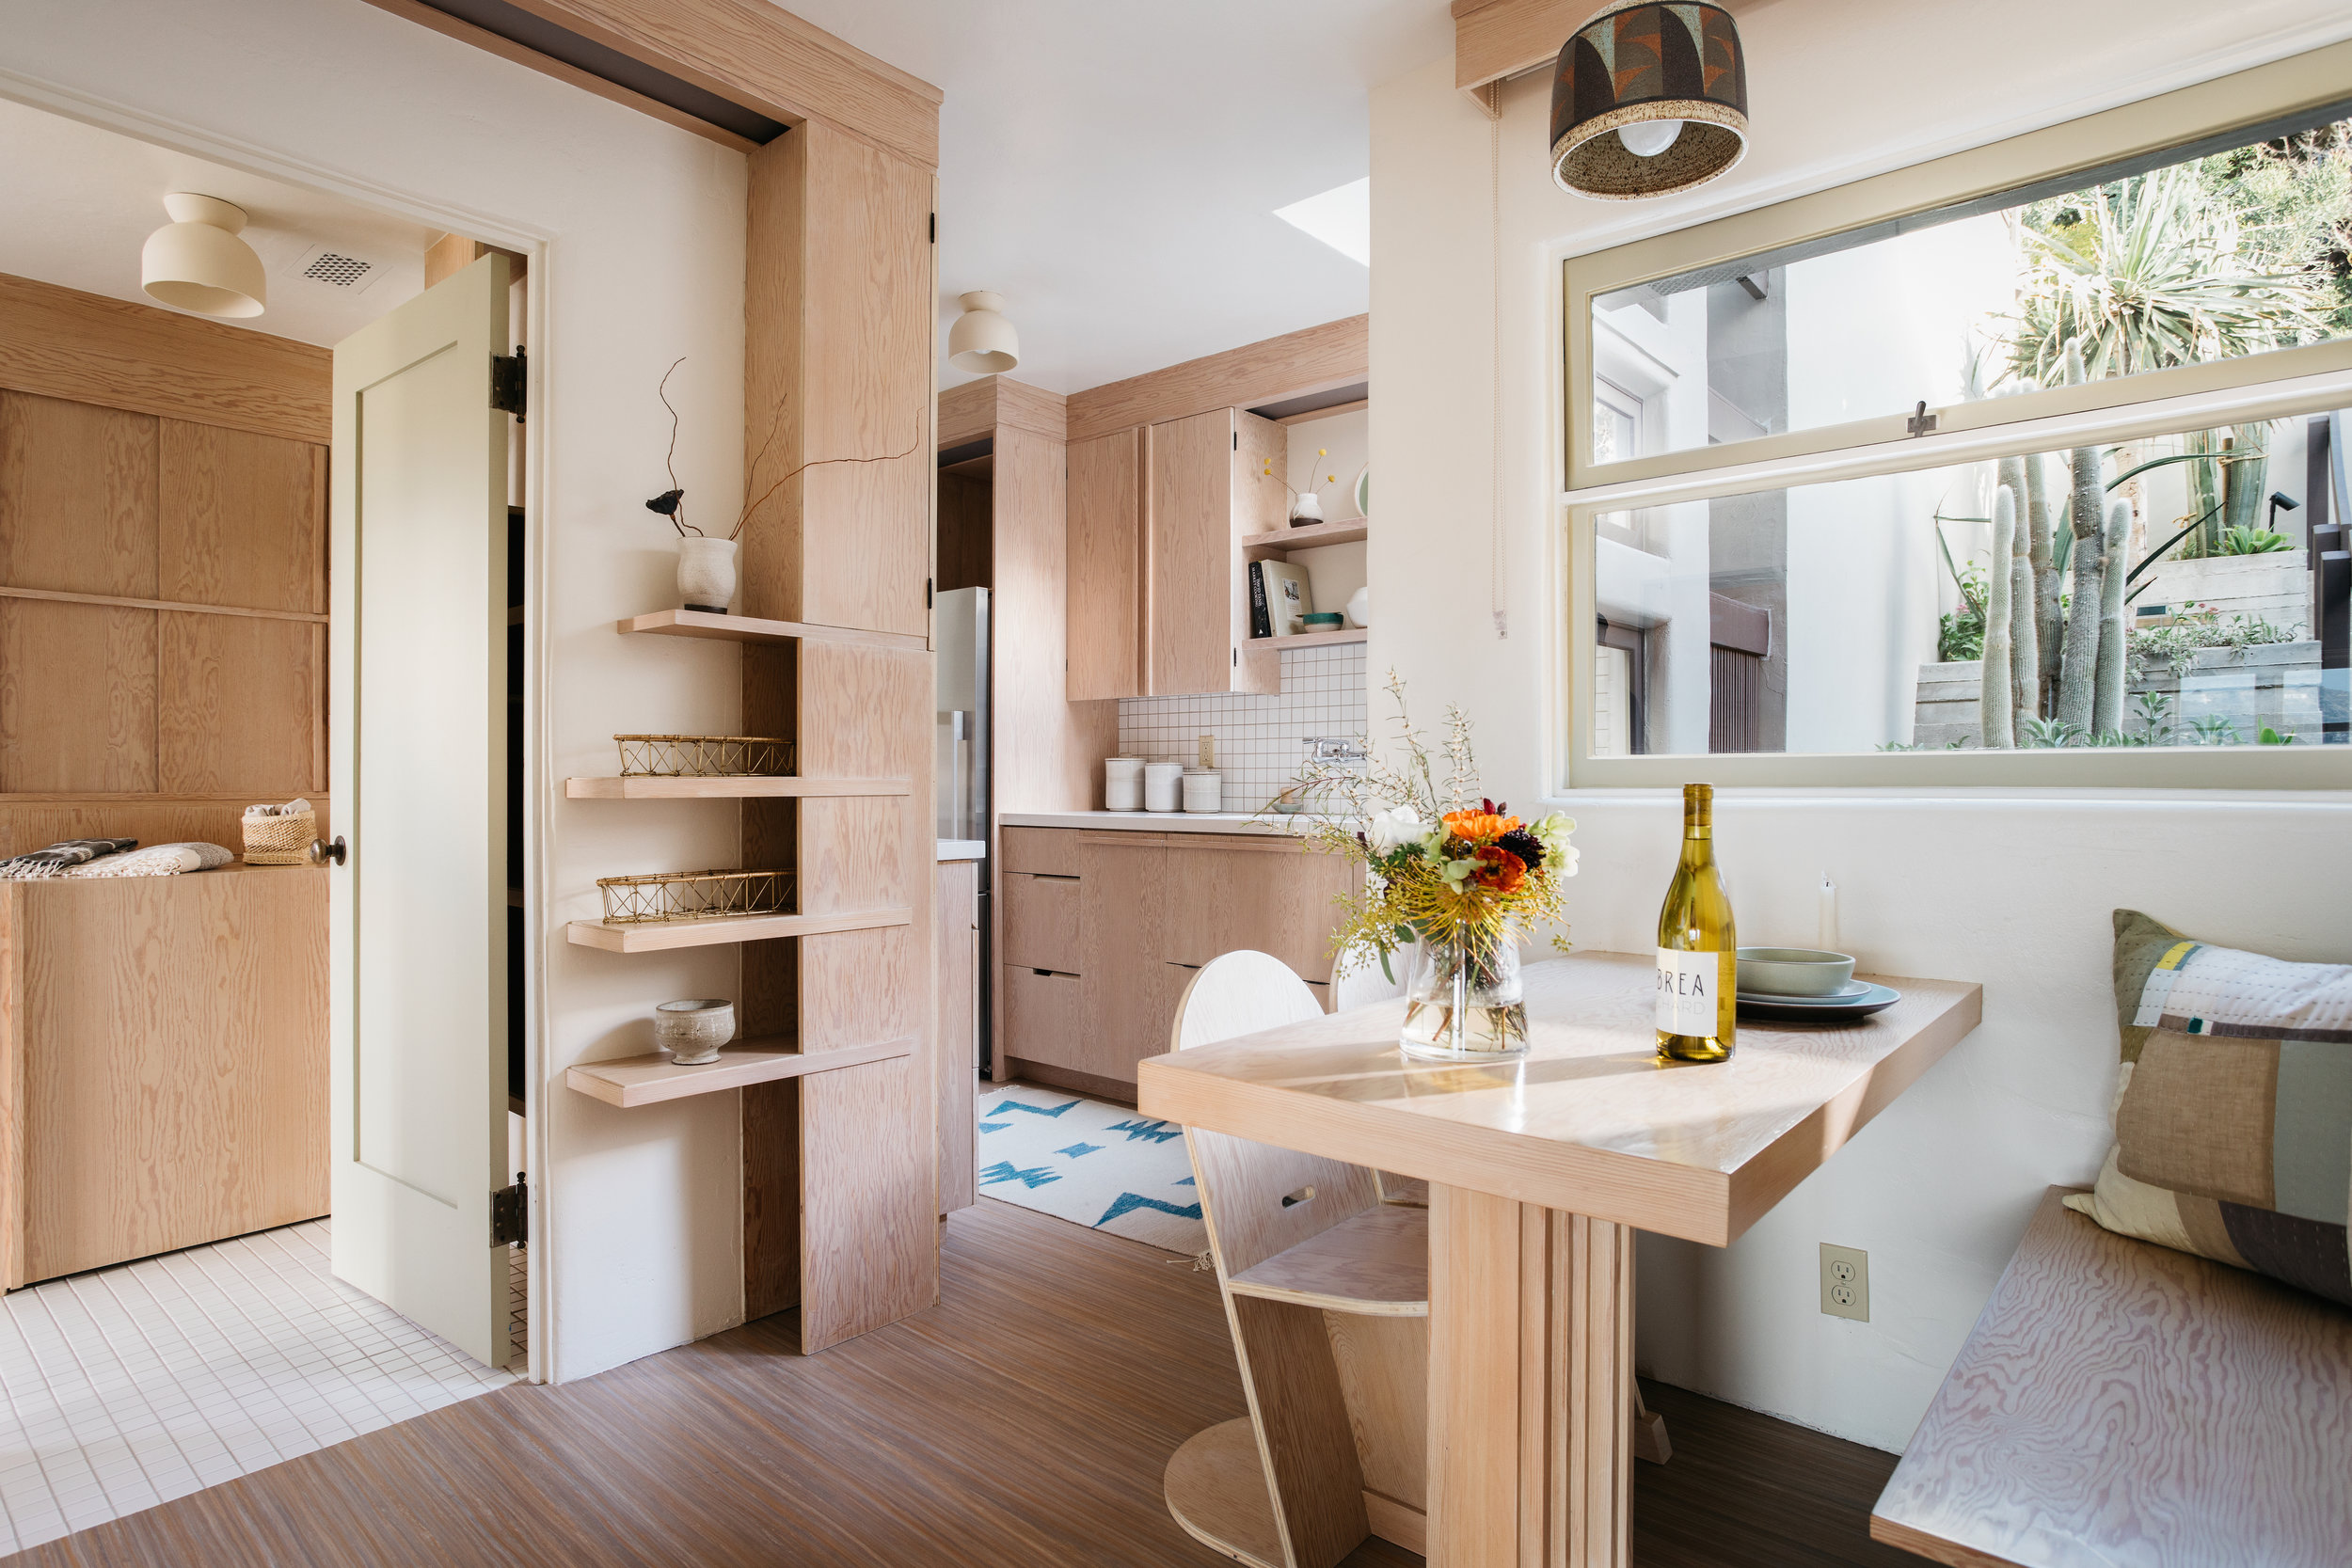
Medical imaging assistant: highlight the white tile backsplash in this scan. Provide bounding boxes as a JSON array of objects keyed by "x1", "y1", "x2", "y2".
[{"x1": 1117, "y1": 643, "x2": 1366, "y2": 812}]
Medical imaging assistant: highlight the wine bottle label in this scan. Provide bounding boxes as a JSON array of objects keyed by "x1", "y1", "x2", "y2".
[{"x1": 1656, "y1": 948, "x2": 1724, "y2": 1035}]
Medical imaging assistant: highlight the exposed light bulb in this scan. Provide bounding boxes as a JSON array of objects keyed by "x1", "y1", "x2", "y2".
[{"x1": 1617, "y1": 119, "x2": 1683, "y2": 159}]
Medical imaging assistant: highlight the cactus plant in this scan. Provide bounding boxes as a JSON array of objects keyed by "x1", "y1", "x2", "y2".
[
  {"x1": 2026, "y1": 452, "x2": 2058, "y2": 718},
  {"x1": 2009, "y1": 487, "x2": 2039, "y2": 730},
  {"x1": 1979, "y1": 485, "x2": 2016, "y2": 749},
  {"x1": 2056, "y1": 346, "x2": 2106, "y2": 732},
  {"x1": 2091, "y1": 498, "x2": 2132, "y2": 737}
]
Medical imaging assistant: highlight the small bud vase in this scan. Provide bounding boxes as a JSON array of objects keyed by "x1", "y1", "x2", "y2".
[
  {"x1": 1398, "y1": 927, "x2": 1528, "y2": 1061},
  {"x1": 677, "y1": 536, "x2": 738, "y2": 613},
  {"x1": 1289, "y1": 490, "x2": 1325, "y2": 526}
]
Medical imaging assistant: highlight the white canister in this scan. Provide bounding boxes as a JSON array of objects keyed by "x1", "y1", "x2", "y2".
[
  {"x1": 1182, "y1": 769, "x2": 1222, "y2": 814},
  {"x1": 1104, "y1": 755, "x2": 1144, "y2": 812},
  {"x1": 1143, "y1": 762, "x2": 1184, "y2": 814}
]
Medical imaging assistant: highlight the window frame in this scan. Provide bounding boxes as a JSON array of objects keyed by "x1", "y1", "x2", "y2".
[{"x1": 1560, "y1": 40, "x2": 2352, "y2": 496}]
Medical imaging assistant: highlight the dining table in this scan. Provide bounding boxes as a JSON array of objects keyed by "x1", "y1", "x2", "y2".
[{"x1": 1137, "y1": 949, "x2": 1982, "y2": 1568}]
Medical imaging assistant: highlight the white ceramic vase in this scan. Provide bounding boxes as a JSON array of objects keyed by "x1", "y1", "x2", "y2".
[
  {"x1": 1346, "y1": 586, "x2": 1370, "y2": 628},
  {"x1": 1290, "y1": 490, "x2": 1325, "y2": 525},
  {"x1": 677, "y1": 535, "x2": 738, "y2": 612}
]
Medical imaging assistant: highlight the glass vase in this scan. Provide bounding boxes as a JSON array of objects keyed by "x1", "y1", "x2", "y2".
[{"x1": 1398, "y1": 927, "x2": 1528, "y2": 1061}]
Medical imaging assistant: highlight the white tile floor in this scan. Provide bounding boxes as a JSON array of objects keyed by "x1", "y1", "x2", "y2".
[{"x1": 0, "y1": 1221, "x2": 522, "y2": 1556}]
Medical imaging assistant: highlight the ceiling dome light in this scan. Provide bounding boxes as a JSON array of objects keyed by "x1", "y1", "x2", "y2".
[
  {"x1": 947, "y1": 291, "x2": 1019, "y2": 374},
  {"x1": 141, "y1": 193, "x2": 267, "y2": 317},
  {"x1": 1549, "y1": 1, "x2": 1748, "y2": 201}
]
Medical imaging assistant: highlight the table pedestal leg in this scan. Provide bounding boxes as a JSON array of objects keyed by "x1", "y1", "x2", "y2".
[{"x1": 1429, "y1": 1185, "x2": 1633, "y2": 1568}]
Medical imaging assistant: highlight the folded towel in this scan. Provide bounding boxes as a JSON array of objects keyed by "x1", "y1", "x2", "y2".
[
  {"x1": 244, "y1": 798, "x2": 314, "y2": 818},
  {"x1": 66, "y1": 843, "x2": 236, "y2": 879},
  {"x1": 0, "y1": 838, "x2": 137, "y2": 879}
]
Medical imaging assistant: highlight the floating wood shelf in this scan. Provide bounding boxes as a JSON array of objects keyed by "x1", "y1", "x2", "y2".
[
  {"x1": 1251, "y1": 626, "x2": 1368, "y2": 651},
  {"x1": 1225, "y1": 1203, "x2": 1429, "y2": 1317},
  {"x1": 620, "y1": 607, "x2": 928, "y2": 652},
  {"x1": 565, "y1": 906, "x2": 912, "y2": 953},
  {"x1": 565, "y1": 776, "x2": 911, "y2": 800},
  {"x1": 1241, "y1": 517, "x2": 1367, "y2": 556},
  {"x1": 565, "y1": 1033, "x2": 914, "y2": 1109}
]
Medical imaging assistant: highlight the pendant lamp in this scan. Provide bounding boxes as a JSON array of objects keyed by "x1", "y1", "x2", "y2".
[
  {"x1": 947, "y1": 291, "x2": 1020, "y2": 374},
  {"x1": 1549, "y1": 1, "x2": 1748, "y2": 201},
  {"x1": 141, "y1": 193, "x2": 267, "y2": 317}
]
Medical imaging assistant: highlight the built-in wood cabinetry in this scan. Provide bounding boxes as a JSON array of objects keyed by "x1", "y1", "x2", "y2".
[
  {"x1": 997, "y1": 827, "x2": 1350, "y2": 1098},
  {"x1": 1067, "y1": 407, "x2": 1287, "y2": 700},
  {"x1": 936, "y1": 858, "x2": 978, "y2": 1217}
]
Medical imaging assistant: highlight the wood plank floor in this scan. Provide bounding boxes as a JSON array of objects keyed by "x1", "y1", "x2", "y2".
[{"x1": 4, "y1": 1199, "x2": 1916, "y2": 1567}]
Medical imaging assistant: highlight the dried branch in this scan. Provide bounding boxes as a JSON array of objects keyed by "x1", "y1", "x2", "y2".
[
  {"x1": 652, "y1": 358, "x2": 697, "y2": 537},
  {"x1": 728, "y1": 422, "x2": 923, "y2": 543}
]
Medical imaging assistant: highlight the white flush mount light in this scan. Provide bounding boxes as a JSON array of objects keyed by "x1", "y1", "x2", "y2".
[
  {"x1": 1273, "y1": 177, "x2": 1370, "y2": 267},
  {"x1": 142, "y1": 193, "x2": 266, "y2": 317},
  {"x1": 947, "y1": 291, "x2": 1019, "y2": 374}
]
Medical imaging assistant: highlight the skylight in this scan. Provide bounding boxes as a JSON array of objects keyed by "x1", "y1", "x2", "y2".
[{"x1": 1274, "y1": 177, "x2": 1370, "y2": 267}]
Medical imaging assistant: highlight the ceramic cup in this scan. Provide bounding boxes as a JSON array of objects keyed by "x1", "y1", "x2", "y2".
[
  {"x1": 1735, "y1": 948, "x2": 1856, "y2": 998},
  {"x1": 655, "y1": 998, "x2": 735, "y2": 1064}
]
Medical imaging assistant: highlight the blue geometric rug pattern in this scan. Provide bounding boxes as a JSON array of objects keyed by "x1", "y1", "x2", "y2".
[{"x1": 974, "y1": 1083, "x2": 1206, "y2": 1255}]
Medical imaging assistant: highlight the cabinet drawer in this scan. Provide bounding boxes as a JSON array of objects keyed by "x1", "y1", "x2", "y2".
[
  {"x1": 1001, "y1": 827, "x2": 1080, "y2": 877},
  {"x1": 1001, "y1": 964, "x2": 1085, "y2": 1074},
  {"x1": 1164, "y1": 839, "x2": 1351, "y2": 981},
  {"x1": 1001, "y1": 871, "x2": 1081, "y2": 974}
]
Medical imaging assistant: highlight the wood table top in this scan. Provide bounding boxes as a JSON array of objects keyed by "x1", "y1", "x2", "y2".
[{"x1": 1137, "y1": 951, "x2": 1980, "y2": 1245}]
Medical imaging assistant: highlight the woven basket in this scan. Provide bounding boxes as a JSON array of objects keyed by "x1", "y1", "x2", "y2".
[{"x1": 242, "y1": 810, "x2": 317, "y2": 866}]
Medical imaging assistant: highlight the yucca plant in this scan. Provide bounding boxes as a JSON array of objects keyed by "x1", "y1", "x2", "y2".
[{"x1": 2007, "y1": 167, "x2": 2326, "y2": 387}]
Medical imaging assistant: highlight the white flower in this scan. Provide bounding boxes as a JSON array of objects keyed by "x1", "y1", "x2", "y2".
[
  {"x1": 1533, "y1": 812, "x2": 1578, "y2": 872},
  {"x1": 1365, "y1": 805, "x2": 1430, "y2": 855}
]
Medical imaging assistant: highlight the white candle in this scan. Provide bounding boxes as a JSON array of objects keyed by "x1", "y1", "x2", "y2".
[{"x1": 1819, "y1": 874, "x2": 1839, "y2": 953}]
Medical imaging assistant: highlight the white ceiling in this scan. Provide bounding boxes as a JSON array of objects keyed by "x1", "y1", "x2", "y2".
[
  {"x1": 770, "y1": 0, "x2": 1454, "y2": 396},
  {"x1": 0, "y1": 94, "x2": 437, "y2": 348}
]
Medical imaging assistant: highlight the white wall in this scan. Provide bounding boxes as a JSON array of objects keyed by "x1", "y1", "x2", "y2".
[
  {"x1": 1, "y1": 0, "x2": 752, "y2": 1382},
  {"x1": 1371, "y1": 1, "x2": 2352, "y2": 1450}
]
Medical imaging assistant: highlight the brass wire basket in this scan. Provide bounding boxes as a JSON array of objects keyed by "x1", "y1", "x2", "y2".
[
  {"x1": 596, "y1": 868, "x2": 796, "y2": 925},
  {"x1": 615, "y1": 735, "x2": 796, "y2": 778}
]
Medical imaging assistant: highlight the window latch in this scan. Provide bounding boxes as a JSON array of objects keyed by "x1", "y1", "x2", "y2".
[{"x1": 1907, "y1": 401, "x2": 1938, "y2": 436}]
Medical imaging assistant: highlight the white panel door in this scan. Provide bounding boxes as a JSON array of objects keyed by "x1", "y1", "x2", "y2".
[{"x1": 326, "y1": 254, "x2": 511, "y2": 1367}]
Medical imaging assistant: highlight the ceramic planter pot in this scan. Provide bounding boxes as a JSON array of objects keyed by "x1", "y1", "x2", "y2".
[
  {"x1": 655, "y1": 998, "x2": 735, "y2": 1064},
  {"x1": 677, "y1": 536, "x2": 738, "y2": 613},
  {"x1": 1289, "y1": 490, "x2": 1326, "y2": 525}
]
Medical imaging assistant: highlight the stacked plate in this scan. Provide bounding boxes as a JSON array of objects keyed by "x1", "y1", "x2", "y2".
[{"x1": 1733, "y1": 946, "x2": 1900, "y2": 1022}]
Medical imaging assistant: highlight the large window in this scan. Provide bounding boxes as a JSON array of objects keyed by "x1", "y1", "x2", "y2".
[{"x1": 1561, "y1": 45, "x2": 2352, "y2": 788}]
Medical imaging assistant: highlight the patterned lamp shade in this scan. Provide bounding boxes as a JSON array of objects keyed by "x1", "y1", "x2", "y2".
[{"x1": 1549, "y1": 1, "x2": 1749, "y2": 200}]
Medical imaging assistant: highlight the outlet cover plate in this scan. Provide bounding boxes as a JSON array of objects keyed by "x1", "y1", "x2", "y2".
[{"x1": 1820, "y1": 1243, "x2": 1869, "y2": 1322}]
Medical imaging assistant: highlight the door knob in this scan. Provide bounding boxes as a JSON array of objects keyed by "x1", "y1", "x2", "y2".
[{"x1": 309, "y1": 835, "x2": 347, "y2": 866}]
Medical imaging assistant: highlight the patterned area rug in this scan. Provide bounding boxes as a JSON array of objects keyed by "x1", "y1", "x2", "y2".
[{"x1": 975, "y1": 1083, "x2": 1207, "y2": 1256}]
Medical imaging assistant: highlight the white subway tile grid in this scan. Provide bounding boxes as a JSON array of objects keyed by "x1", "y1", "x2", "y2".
[
  {"x1": 0, "y1": 1221, "x2": 520, "y2": 1556},
  {"x1": 1118, "y1": 644, "x2": 1367, "y2": 811}
]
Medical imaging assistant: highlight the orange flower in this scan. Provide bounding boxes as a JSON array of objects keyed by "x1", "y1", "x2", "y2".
[
  {"x1": 1470, "y1": 846, "x2": 1527, "y2": 893},
  {"x1": 1442, "y1": 810, "x2": 1520, "y2": 845}
]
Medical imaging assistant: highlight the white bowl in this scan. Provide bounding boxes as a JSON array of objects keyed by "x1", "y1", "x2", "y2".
[
  {"x1": 655, "y1": 998, "x2": 735, "y2": 1064},
  {"x1": 1736, "y1": 948, "x2": 1855, "y2": 998}
]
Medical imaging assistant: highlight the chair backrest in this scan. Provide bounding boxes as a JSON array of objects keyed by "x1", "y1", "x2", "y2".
[
  {"x1": 1331, "y1": 942, "x2": 1407, "y2": 1013},
  {"x1": 1171, "y1": 951, "x2": 1379, "y2": 1277},
  {"x1": 1170, "y1": 949, "x2": 1325, "y2": 1052}
]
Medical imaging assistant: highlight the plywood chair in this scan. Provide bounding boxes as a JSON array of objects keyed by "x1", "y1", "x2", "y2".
[{"x1": 1163, "y1": 951, "x2": 1430, "y2": 1568}]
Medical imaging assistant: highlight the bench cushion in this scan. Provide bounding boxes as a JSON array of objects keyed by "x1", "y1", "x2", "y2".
[{"x1": 2069, "y1": 911, "x2": 2351, "y2": 1308}]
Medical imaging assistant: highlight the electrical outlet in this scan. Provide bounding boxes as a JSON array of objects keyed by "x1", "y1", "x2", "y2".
[{"x1": 1820, "y1": 1243, "x2": 1869, "y2": 1322}]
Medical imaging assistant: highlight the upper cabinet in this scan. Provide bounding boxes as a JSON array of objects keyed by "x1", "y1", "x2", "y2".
[{"x1": 1068, "y1": 407, "x2": 1286, "y2": 698}]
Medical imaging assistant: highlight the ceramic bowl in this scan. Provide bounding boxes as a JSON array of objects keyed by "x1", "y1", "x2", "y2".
[
  {"x1": 1736, "y1": 948, "x2": 1855, "y2": 998},
  {"x1": 655, "y1": 998, "x2": 735, "y2": 1064}
]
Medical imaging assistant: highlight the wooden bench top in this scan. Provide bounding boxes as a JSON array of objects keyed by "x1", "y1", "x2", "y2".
[{"x1": 1871, "y1": 1186, "x2": 2352, "y2": 1568}]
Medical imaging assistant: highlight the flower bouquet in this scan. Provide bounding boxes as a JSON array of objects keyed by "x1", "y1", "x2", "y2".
[{"x1": 1282, "y1": 675, "x2": 1577, "y2": 1060}]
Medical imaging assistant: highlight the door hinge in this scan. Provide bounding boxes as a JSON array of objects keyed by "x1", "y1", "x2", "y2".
[
  {"x1": 929, "y1": 212, "x2": 936, "y2": 243},
  {"x1": 1232, "y1": 432, "x2": 1238, "y2": 451},
  {"x1": 491, "y1": 348, "x2": 528, "y2": 420},
  {"x1": 492, "y1": 1173, "x2": 527, "y2": 1246},
  {"x1": 926, "y1": 577, "x2": 934, "y2": 609},
  {"x1": 1232, "y1": 647, "x2": 1238, "y2": 667}
]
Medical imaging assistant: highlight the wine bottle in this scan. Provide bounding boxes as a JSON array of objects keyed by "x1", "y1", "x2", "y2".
[{"x1": 1656, "y1": 783, "x2": 1735, "y2": 1063}]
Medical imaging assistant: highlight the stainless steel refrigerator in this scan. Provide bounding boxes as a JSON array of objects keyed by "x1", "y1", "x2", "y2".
[{"x1": 935, "y1": 586, "x2": 991, "y2": 1070}]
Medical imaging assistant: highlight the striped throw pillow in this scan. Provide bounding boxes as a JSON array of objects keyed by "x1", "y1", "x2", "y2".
[{"x1": 2066, "y1": 910, "x2": 2352, "y2": 1307}]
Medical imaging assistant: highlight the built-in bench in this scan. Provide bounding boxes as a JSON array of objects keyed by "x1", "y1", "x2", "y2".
[{"x1": 1871, "y1": 1186, "x2": 2352, "y2": 1567}]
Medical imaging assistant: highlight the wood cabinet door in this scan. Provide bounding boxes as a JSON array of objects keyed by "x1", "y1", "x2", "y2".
[
  {"x1": 1000, "y1": 870, "x2": 1081, "y2": 974},
  {"x1": 1077, "y1": 836, "x2": 1181, "y2": 1081},
  {"x1": 1163, "y1": 838, "x2": 1352, "y2": 982},
  {"x1": 1000, "y1": 965, "x2": 1084, "y2": 1073},
  {"x1": 1147, "y1": 408, "x2": 1245, "y2": 695},
  {"x1": 1067, "y1": 427, "x2": 1144, "y2": 700}
]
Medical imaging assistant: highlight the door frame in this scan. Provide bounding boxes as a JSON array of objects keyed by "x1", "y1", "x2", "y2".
[{"x1": 0, "y1": 66, "x2": 556, "y2": 1383}]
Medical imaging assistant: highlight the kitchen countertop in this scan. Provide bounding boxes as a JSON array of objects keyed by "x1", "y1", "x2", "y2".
[{"x1": 997, "y1": 810, "x2": 1330, "y2": 836}]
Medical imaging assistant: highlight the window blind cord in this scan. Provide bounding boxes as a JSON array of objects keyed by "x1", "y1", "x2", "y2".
[{"x1": 1490, "y1": 80, "x2": 1507, "y2": 640}]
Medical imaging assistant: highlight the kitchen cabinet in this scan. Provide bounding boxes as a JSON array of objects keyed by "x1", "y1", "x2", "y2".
[
  {"x1": 936, "y1": 858, "x2": 979, "y2": 1217},
  {"x1": 994, "y1": 828, "x2": 1350, "y2": 1098},
  {"x1": 1065, "y1": 408, "x2": 1287, "y2": 700}
]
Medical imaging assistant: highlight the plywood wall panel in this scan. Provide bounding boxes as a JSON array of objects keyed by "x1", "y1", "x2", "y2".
[
  {"x1": 0, "y1": 600, "x2": 157, "y2": 794},
  {"x1": 158, "y1": 421, "x2": 327, "y2": 614},
  {"x1": 0, "y1": 391, "x2": 159, "y2": 598},
  {"x1": 159, "y1": 613, "x2": 321, "y2": 796}
]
